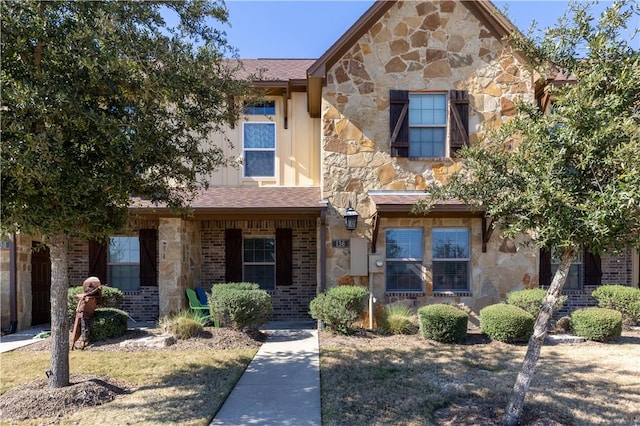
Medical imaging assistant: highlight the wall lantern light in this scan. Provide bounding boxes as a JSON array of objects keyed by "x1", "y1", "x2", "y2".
[{"x1": 344, "y1": 202, "x2": 359, "y2": 231}]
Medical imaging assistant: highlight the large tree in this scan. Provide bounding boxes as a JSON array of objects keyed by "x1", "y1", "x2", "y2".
[
  {"x1": 1, "y1": 1, "x2": 252, "y2": 388},
  {"x1": 415, "y1": 1, "x2": 639, "y2": 424}
]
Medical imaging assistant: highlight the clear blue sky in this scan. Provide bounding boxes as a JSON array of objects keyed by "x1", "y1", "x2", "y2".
[{"x1": 219, "y1": 0, "x2": 637, "y2": 58}]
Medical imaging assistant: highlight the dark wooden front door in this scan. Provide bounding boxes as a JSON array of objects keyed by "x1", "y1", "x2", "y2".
[{"x1": 31, "y1": 242, "x2": 51, "y2": 325}]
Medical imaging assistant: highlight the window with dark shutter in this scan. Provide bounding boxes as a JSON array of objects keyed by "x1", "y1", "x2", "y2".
[
  {"x1": 276, "y1": 228, "x2": 293, "y2": 286},
  {"x1": 88, "y1": 240, "x2": 107, "y2": 284},
  {"x1": 583, "y1": 249, "x2": 602, "y2": 286},
  {"x1": 389, "y1": 90, "x2": 409, "y2": 157},
  {"x1": 449, "y1": 89, "x2": 469, "y2": 156},
  {"x1": 139, "y1": 229, "x2": 158, "y2": 286},
  {"x1": 225, "y1": 229, "x2": 243, "y2": 282}
]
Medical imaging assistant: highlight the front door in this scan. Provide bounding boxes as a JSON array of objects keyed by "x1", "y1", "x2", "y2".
[{"x1": 31, "y1": 242, "x2": 51, "y2": 325}]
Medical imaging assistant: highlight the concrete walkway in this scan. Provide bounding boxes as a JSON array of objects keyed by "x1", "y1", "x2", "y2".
[
  {"x1": 0, "y1": 324, "x2": 51, "y2": 353},
  {"x1": 211, "y1": 322, "x2": 321, "y2": 426}
]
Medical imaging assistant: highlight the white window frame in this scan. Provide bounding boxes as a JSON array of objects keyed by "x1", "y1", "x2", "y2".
[
  {"x1": 385, "y1": 228, "x2": 424, "y2": 293},
  {"x1": 431, "y1": 227, "x2": 470, "y2": 292},
  {"x1": 108, "y1": 236, "x2": 140, "y2": 292},
  {"x1": 243, "y1": 121, "x2": 276, "y2": 178},
  {"x1": 409, "y1": 92, "x2": 448, "y2": 158},
  {"x1": 551, "y1": 249, "x2": 583, "y2": 291},
  {"x1": 243, "y1": 236, "x2": 276, "y2": 291}
]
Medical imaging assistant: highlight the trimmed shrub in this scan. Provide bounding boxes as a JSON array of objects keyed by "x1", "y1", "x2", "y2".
[
  {"x1": 67, "y1": 285, "x2": 123, "y2": 323},
  {"x1": 209, "y1": 283, "x2": 272, "y2": 331},
  {"x1": 506, "y1": 288, "x2": 567, "y2": 317},
  {"x1": 418, "y1": 304, "x2": 468, "y2": 343},
  {"x1": 592, "y1": 285, "x2": 640, "y2": 325},
  {"x1": 159, "y1": 311, "x2": 204, "y2": 339},
  {"x1": 310, "y1": 286, "x2": 369, "y2": 335},
  {"x1": 480, "y1": 304, "x2": 534, "y2": 343},
  {"x1": 89, "y1": 308, "x2": 128, "y2": 342},
  {"x1": 571, "y1": 307, "x2": 622, "y2": 341},
  {"x1": 379, "y1": 304, "x2": 417, "y2": 335}
]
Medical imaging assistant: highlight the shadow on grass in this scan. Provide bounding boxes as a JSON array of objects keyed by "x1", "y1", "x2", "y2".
[{"x1": 320, "y1": 332, "x2": 640, "y2": 426}]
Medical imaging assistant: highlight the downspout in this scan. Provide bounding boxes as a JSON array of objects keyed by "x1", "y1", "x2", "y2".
[
  {"x1": 320, "y1": 209, "x2": 327, "y2": 292},
  {"x1": 8, "y1": 233, "x2": 18, "y2": 334}
]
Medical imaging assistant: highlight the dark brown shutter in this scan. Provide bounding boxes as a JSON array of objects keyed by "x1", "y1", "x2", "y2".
[
  {"x1": 225, "y1": 229, "x2": 243, "y2": 282},
  {"x1": 583, "y1": 248, "x2": 602, "y2": 286},
  {"x1": 449, "y1": 89, "x2": 469, "y2": 157},
  {"x1": 539, "y1": 248, "x2": 552, "y2": 287},
  {"x1": 88, "y1": 240, "x2": 107, "y2": 284},
  {"x1": 389, "y1": 90, "x2": 409, "y2": 157},
  {"x1": 276, "y1": 228, "x2": 293, "y2": 286},
  {"x1": 139, "y1": 229, "x2": 158, "y2": 286}
]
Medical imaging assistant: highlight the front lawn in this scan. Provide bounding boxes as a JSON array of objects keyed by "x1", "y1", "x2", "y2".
[{"x1": 319, "y1": 330, "x2": 640, "y2": 425}]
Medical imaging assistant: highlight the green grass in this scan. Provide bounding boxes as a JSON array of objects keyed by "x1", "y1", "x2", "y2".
[{"x1": 1, "y1": 349, "x2": 256, "y2": 425}]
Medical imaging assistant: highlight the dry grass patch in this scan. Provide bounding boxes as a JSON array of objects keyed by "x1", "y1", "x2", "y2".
[
  {"x1": 320, "y1": 330, "x2": 640, "y2": 425},
  {"x1": 0, "y1": 327, "x2": 260, "y2": 425}
]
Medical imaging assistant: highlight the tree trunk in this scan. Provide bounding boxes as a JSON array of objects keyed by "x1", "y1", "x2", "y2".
[
  {"x1": 48, "y1": 234, "x2": 70, "y2": 388},
  {"x1": 502, "y1": 247, "x2": 575, "y2": 426}
]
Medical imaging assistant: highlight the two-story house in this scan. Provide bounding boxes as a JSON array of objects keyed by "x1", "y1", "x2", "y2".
[{"x1": 2, "y1": 0, "x2": 638, "y2": 331}]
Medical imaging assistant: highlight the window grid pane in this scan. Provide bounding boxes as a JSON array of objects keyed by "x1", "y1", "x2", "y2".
[
  {"x1": 108, "y1": 237, "x2": 140, "y2": 291},
  {"x1": 385, "y1": 229, "x2": 423, "y2": 292},
  {"x1": 243, "y1": 237, "x2": 276, "y2": 291},
  {"x1": 243, "y1": 123, "x2": 275, "y2": 177},
  {"x1": 432, "y1": 228, "x2": 470, "y2": 291},
  {"x1": 409, "y1": 93, "x2": 447, "y2": 158}
]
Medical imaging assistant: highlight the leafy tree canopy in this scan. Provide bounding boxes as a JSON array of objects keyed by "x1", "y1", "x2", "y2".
[
  {"x1": 1, "y1": 0, "x2": 251, "y2": 241},
  {"x1": 416, "y1": 0, "x2": 640, "y2": 256}
]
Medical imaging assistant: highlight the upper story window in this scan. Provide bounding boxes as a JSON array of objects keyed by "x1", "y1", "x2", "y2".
[
  {"x1": 108, "y1": 236, "x2": 140, "y2": 291},
  {"x1": 243, "y1": 122, "x2": 275, "y2": 177},
  {"x1": 385, "y1": 228, "x2": 423, "y2": 292},
  {"x1": 409, "y1": 93, "x2": 447, "y2": 157},
  {"x1": 390, "y1": 89, "x2": 469, "y2": 158},
  {"x1": 432, "y1": 228, "x2": 470, "y2": 292},
  {"x1": 243, "y1": 100, "x2": 276, "y2": 115}
]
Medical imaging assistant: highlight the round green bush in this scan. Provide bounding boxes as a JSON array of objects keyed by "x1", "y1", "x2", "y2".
[
  {"x1": 480, "y1": 304, "x2": 534, "y2": 343},
  {"x1": 310, "y1": 285, "x2": 369, "y2": 335},
  {"x1": 506, "y1": 288, "x2": 567, "y2": 317},
  {"x1": 418, "y1": 304, "x2": 468, "y2": 343},
  {"x1": 209, "y1": 284, "x2": 272, "y2": 331},
  {"x1": 592, "y1": 285, "x2": 640, "y2": 325},
  {"x1": 570, "y1": 307, "x2": 622, "y2": 341},
  {"x1": 89, "y1": 308, "x2": 128, "y2": 342}
]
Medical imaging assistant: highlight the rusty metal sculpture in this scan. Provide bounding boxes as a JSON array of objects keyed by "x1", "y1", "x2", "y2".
[{"x1": 71, "y1": 276, "x2": 103, "y2": 350}]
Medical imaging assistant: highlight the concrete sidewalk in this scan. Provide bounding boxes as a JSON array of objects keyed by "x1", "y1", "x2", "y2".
[
  {"x1": 0, "y1": 324, "x2": 51, "y2": 353},
  {"x1": 211, "y1": 322, "x2": 321, "y2": 426}
]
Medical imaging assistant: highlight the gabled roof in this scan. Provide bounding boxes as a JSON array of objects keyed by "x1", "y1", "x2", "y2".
[{"x1": 306, "y1": 0, "x2": 519, "y2": 117}]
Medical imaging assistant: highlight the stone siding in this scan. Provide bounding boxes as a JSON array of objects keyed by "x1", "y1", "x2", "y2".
[{"x1": 201, "y1": 219, "x2": 318, "y2": 321}]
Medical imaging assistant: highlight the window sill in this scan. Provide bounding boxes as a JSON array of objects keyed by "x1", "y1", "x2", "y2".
[
  {"x1": 386, "y1": 291, "x2": 424, "y2": 297},
  {"x1": 407, "y1": 156, "x2": 451, "y2": 161},
  {"x1": 433, "y1": 291, "x2": 472, "y2": 297}
]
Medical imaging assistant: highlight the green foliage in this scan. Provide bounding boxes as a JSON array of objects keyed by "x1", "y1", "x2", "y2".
[
  {"x1": 592, "y1": 285, "x2": 640, "y2": 325},
  {"x1": 418, "y1": 304, "x2": 468, "y2": 343},
  {"x1": 570, "y1": 307, "x2": 623, "y2": 341},
  {"x1": 208, "y1": 284, "x2": 272, "y2": 331},
  {"x1": 310, "y1": 286, "x2": 369, "y2": 335},
  {"x1": 1, "y1": 1, "x2": 254, "y2": 240},
  {"x1": 480, "y1": 304, "x2": 534, "y2": 343},
  {"x1": 379, "y1": 304, "x2": 418, "y2": 335},
  {"x1": 89, "y1": 308, "x2": 128, "y2": 342},
  {"x1": 67, "y1": 285, "x2": 123, "y2": 323},
  {"x1": 159, "y1": 311, "x2": 204, "y2": 339},
  {"x1": 506, "y1": 288, "x2": 567, "y2": 317}
]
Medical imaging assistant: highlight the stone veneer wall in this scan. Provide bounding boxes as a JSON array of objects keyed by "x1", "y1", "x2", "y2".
[
  {"x1": 369, "y1": 217, "x2": 537, "y2": 316},
  {"x1": 319, "y1": 0, "x2": 535, "y2": 313},
  {"x1": 0, "y1": 244, "x2": 10, "y2": 329},
  {"x1": 200, "y1": 218, "x2": 318, "y2": 321}
]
